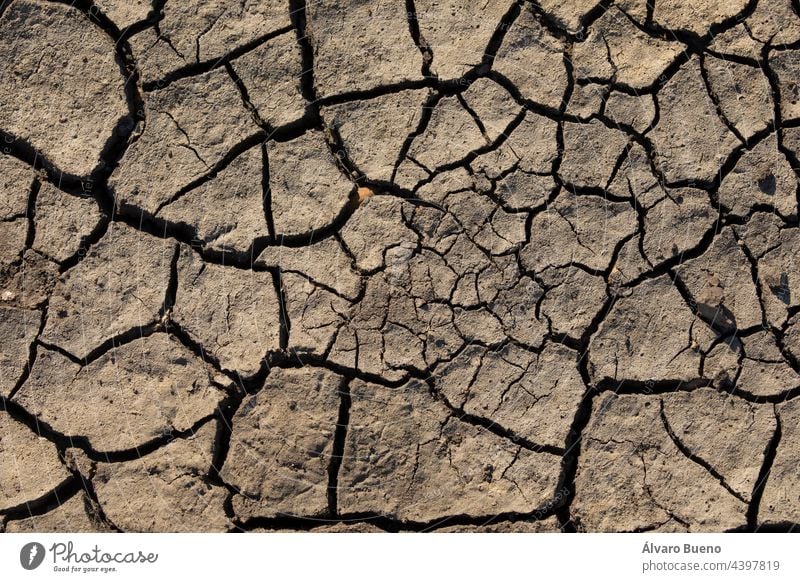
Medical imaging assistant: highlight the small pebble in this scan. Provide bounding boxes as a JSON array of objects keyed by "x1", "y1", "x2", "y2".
[{"x1": 357, "y1": 186, "x2": 375, "y2": 204}]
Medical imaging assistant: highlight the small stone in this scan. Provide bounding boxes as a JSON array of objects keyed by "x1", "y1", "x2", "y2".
[{"x1": 357, "y1": 186, "x2": 375, "y2": 203}]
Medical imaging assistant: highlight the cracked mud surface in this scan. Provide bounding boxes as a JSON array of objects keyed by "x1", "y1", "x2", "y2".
[{"x1": 1, "y1": 0, "x2": 800, "y2": 533}]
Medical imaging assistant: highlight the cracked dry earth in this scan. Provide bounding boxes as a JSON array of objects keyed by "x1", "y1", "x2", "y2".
[{"x1": 3, "y1": 0, "x2": 800, "y2": 535}]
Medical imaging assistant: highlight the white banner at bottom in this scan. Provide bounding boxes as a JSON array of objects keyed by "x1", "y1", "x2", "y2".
[{"x1": 0, "y1": 533, "x2": 796, "y2": 581}]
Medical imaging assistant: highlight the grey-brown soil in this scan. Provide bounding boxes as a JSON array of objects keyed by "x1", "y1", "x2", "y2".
[{"x1": 1, "y1": 0, "x2": 800, "y2": 533}]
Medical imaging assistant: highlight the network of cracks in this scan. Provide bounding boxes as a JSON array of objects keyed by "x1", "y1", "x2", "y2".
[{"x1": 2, "y1": 0, "x2": 800, "y2": 532}]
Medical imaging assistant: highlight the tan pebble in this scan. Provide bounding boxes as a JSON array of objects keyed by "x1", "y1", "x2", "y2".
[{"x1": 357, "y1": 186, "x2": 375, "y2": 203}]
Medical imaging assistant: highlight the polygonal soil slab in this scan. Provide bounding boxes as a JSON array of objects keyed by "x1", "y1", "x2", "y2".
[
  {"x1": 41, "y1": 223, "x2": 175, "y2": 360},
  {"x1": 0, "y1": 410, "x2": 71, "y2": 513},
  {"x1": 0, "y1": 306, "x2": 41, "y2": 397},
  {"x1": 15, "y1": 333, "x2": 224, "y2": 452},
  {"x1": 308, "y1": 0, "x2": 423, "y2": 97},
  {"x1": 110, "y1": 69, "x2": 258, "y2": 213},
  {"x1": 172, "y1": 245, "x2": 281, "y2": 376},
  {"x1": 0, "y1": 0, "x2": 129, "y2": 176},
  {"x1": 81, "y1": 422, "x2": 230, "y2": 532},
  {"x1": 4, "y1": 492, "x2": 111, "y2": 532},
  {"x1": 338, "y1": 379, "x2": 562, "y2": 521},
  {"x1": 223, "y1": 367, "x2": 345, "y2": 519},
  {"x1": 573, "y1": 390, "x2": 774, "y2": 531}
]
